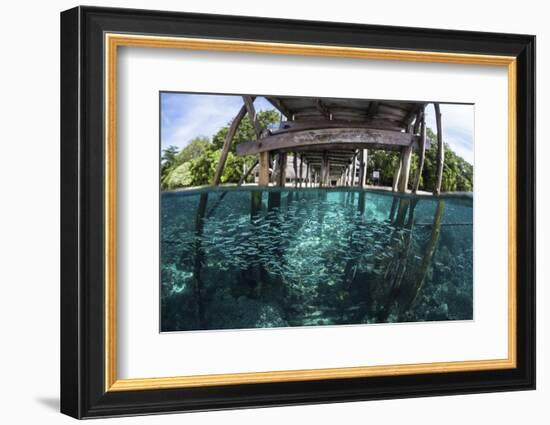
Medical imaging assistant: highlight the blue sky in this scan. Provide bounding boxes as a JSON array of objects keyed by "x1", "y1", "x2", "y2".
[
  {"x1": 161, "y1": 93, "x2": 474, "y2": 164},
  {"x1": 424, "y1": 103, "x2": 474, "y2": 164},
  {"x1": 161, "y1": 93, "x2": 274, "y2": 150}
]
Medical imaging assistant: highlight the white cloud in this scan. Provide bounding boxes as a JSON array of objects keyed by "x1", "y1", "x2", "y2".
[
  {"x1": 161, "y1": 94, "x2": 284, "y2": 151},
  {"x1": 425, "y1": 103, "x2": 474, "y2": 164},
  {"x1": 161, "y1": 94, "x2": 244, "y2": 149}
]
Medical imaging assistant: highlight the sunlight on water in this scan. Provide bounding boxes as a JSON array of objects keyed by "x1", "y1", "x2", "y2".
[{"x1": 161, "y1": 188, "x2": 473, "y2": 331}]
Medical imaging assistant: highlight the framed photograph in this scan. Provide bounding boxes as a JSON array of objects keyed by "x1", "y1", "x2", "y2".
[{"x1": 60, "y1": 6, "x2": 535, "y2": 419}]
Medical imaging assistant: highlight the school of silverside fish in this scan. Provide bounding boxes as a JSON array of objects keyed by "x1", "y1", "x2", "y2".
[{"x1": 160, "y1": 188, "x2": 473, "y2": 332}]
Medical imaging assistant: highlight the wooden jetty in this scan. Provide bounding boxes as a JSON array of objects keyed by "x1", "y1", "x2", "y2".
[{"x1": 210, "y1": 95, "x2": 445, "y2": 194}]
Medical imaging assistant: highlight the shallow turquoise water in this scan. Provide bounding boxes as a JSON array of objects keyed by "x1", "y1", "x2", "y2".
[{"x1": 161, "y1": 187, "x2": 473, "y2": 332}]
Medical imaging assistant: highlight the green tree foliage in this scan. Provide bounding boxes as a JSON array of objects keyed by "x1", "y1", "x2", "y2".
[
  {"x1": 367, "y1": 150, "x2": 400, "y2": 187},
  {"x1": 161, "y1": 107, "x2": 472, "y2": 192},
  {"x1": 163, "y1": 162, "x2": 192, "y2": 188},
  {"x1": 161, "y1": 145, "x2": 179, "y2": 177},
  {"x1": 187, "y1": 149, "x2": 248, "y2": 186},
  {"x1": 175, "y1": 136, "x2": 210, "y2": 163},
  {"x1": 366, "y1": 127, "x2": 472, "y2": 192},
  {"x1": 187, "y1": 149, "x2": 219, "y2": 186},
  {"x1": 161, "y1": 137, "x2": 209, "y2": 189},
  {"x1": 161, "y1": 109, "x2": 281, "y2": 189},
  {"x1": 413, "y1": 128, "x2": 473, "y2": 192},
  {"x1": 211, "y1": 109, "x2": 280, "y2": 151}
]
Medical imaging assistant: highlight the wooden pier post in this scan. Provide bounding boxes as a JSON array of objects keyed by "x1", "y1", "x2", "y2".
[
  {"x1": 358, "y1": 150, "x2": 364, "y2": 188},
  {"x1": 243, "y1": 95, "x2": 262, "y2": 138},
  {"x1": 251, "y1": 190, "x2": 262, "y2": 217},
  {"x1": 271, "y1": 155, "x2": 277, "y2": 185},
  {"x1": 344, "y1": 165, "x2": 349, "y2": 186},
  {"x1": 358, "y1": 187, "x2": 366, "y2": 214},
  {"x1": 394, "y1": 197, "x2": 410, "y2": 227},
  {"x1": 364, "y1": 149, "x2": 369, "y2": 186},
  {"x1": 403, "y1": 199, "x2": 445, "y2": 312},
  {"x1": 277, "y1": 153, "x2": 287, "y2": 187},
  {"x1": 359, "y1": 149, "x2": 368, "y2": 188},
  {"x1": 293, "y1": 153, "x2": 298, "y2": 188},
  {"x1": 389, "y1": 195, "x2": 399, "y2": 222},
  {"x1": 190, "y1": 193, "x2": 209, "y2": 327},
  {"x1": 212, "y1": 104, "x2": 247, "y2": 185},
  {"x1": 397, "y1": 145, "x2": 413, "y2": 192},
  {"x1": 243, "y1": 95, "x2": 272, "y2": 189},
  {"x1": 350, "y1": 153, "x2": 356, "y2": 187},
  {"x1": 299, "y1": 154, "x2": 304, "y2": 188},
  {"x1": 320, "y1": 151, "x2": 329, "y2": 187},
  {"x1": 433, "y1": 103, "x2": 445, "y2": 195},
  {"x1": 392, "y1": 155, "x2": 402, "y2": 192},
  {"x1": 258, "y1": 152, "x2": 270, "y2": 186},
  {"x1": 413, "y1": 109, "x2": 427, "y2": 193}
]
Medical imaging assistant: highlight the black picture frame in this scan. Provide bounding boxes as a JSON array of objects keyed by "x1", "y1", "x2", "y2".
[{"x1": 61, "y1": 5, "x2": 535, "y2": 419}]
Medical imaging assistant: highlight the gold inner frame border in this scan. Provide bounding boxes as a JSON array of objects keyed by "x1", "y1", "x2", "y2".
[{"x1": 104, "y1": 33, "x2": 517, "y2": 392}]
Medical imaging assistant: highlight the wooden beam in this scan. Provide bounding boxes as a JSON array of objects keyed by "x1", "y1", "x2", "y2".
[
  {"x1": 403, "y1": 111, "x2": 417, "y2": 128},
  {"x1": 367, "y1": 100, "x2": 379, "y2": 117},
  {"x1": 212, "y1": 104, "x2": 248, "y2": 185},
  {"x1": 413, "y1": 109, "x2": 422, "y2": 135},
  {"x1": 302, "y1": 154, "x2": 354, "y2": 160},
  {"x1": 378, "y1": 107, "x2": 410, "y2": 122},
  {"x1": 315, "y1": 99, "x2": 331, "y2": 119},
  {"x1": 236, "y1": 127, "x2": 420, "y2": 156},
  {"x1": 433, "y1": 103, "x2": 445, "y2": 195},
  {"x1": 302, "y1": 152, "x2": 355, "y2": 160},
  {"x1": 265, "y1": 97, "x2": 293, "y2": 119},
  {"x1": 240, "y1": 159, "x2": 258, "y2": 185},
  {"x1": 274, "y1": 119, "x2": 403, "y2": 134},
  {"x1": 302, "y1": 158, "x2": 353, "y2": 165},
  {"x1": 403, "y1": 104, "x2": 423, "y2": 128}
]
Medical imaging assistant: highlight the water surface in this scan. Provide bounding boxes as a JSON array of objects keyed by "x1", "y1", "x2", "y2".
[{"x1": 161, "y1": 187, "x2": 473, "y2": 332}]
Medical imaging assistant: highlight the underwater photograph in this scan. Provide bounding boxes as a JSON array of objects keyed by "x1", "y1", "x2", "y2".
[{"x1": 160, "y1": 93, "x2": 474, "y2": 332}]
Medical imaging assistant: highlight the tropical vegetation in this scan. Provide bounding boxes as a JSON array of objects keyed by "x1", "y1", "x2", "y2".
[
  {"x1": 161, "y1": 110, "x2": 473, "y2": 193},
  {"x1": 368, "y1": 128, "x2": 473, "y2": 192}
]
